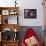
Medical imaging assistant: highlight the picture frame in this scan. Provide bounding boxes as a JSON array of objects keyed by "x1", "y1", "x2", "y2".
[
  {"x1": 2, "y1": 10, "x2": 9, "y2": 15},
  {"x1": 24, "y1": 9, "x2": 37, "y2": 18},
  {"x1": 9, "y1": 10, "x2": 18, "y2": 15}
]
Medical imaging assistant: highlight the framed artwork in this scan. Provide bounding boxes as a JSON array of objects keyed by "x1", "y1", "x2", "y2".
[
  {"x1": 2, "y1": 10, "x2": 9, "y2": 15},
  {"x1": 24, "y1": 9, "x2": 37, "y2": 18}
]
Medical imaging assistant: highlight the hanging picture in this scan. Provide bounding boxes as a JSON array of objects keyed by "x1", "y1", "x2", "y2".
[{"x1": 24, "y1": 9, "x2": 37, "y2": 18}]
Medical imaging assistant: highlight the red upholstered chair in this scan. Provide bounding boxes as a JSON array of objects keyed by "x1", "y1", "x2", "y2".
[{"x1": 21, "y1": 28, "x2": 41, "y2": 46}]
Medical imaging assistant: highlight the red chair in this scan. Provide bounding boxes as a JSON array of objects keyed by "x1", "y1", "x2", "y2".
[{"x1": 21, "y1": 28, "x2": 41, "y2": 46}]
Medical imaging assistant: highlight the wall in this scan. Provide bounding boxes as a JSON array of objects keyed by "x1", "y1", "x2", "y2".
[
  {"x1": 18, "y1": 0, "x2": 44, "y2": 26},
  {"x1": 0, "y1": 0, "x2": 44, "y2": 26}
]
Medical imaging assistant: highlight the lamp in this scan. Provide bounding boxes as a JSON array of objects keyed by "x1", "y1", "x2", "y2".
[
  {"x1": 15, "y1": 0, "x2": 17, "y2": 7},
  {"x1": 14, "y1": 28, "x2": 17, "y2": 32}
]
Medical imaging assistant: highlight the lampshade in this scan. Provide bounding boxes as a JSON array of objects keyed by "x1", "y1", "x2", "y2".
[{"x1": 13, "y1": 28, "x2": 17, "y2": 32}]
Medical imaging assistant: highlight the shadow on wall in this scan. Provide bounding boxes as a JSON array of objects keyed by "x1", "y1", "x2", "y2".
[{"x1": 18, "y1": 26, "x2": 43, "y2": 44}]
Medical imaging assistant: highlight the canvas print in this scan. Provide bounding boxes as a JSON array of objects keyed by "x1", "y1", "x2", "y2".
[{"x1": 24, "y1": 9, "x2": 37, "y2": 18}]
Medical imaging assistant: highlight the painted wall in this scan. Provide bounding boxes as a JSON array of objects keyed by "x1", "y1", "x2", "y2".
[
  {"x1": 0, "y1": 0, "x2": 44, "y2": 26},
  {"x1": 18, "y1": 0, "x2": 44, "y2": 26}
]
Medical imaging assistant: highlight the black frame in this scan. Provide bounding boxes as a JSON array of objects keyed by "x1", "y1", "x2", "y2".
[{"x1": 24, "y1": 9, "x2": 37, "y2": 18}]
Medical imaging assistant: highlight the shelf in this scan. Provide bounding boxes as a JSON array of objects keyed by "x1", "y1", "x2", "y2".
[
  {"x1": 0, "y1": 7, "x2": 19, "y2": 24},
  {"x1": 0, "y1": 24, "x2": 20, "y2": 32},
  {"x1": 0, "y1": 7, "x2": 19, "y2": 16},
  {"x1": 1, "y1": 40, "x2": 19, "y2": 46},
  {"x1": 0, "y1": 7, "x2": 20, "y2": 46},
  {"x1": 2, "y1": 40, "x2": 19, "y2": 43},
  {"x1": 0, "y1": 7, "x2": 19, "y2": 10}
]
